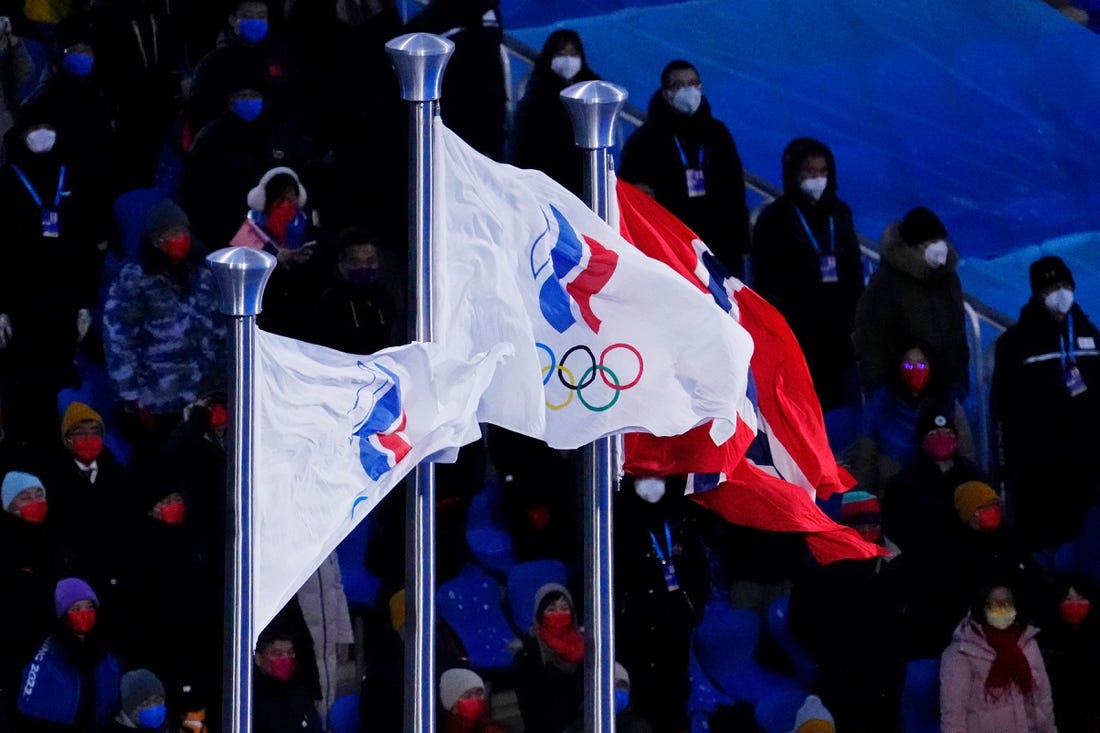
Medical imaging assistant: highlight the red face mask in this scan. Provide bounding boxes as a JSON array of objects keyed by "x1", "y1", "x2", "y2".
[
  {"x1": 158, "y1": 500, "x2": 186, "y2": 525},
  {"x1": 209, "y1": 403, "x2": 228, "y2": 431},
  {"x1": 525, "y1": 505, "x2": 552, "y2": 531},
  {"x1": 453, "y1": 697, "x2": 487, "y2": 723},
  {"x1": 922, "y1": 432, "x2": 957, "y2": 461},
  {"x1": 266, "y1": 656, "x2": 296, "y2": 681},
  {"x1": 1060, "y1": 598, "x2": 1091, "y2": 626},
  {"x1": 540, "y1": 609, "x2": 574, "y2": 634},
  {"x1": 17, "y1": 499, "x2": 48, "y2": 523},
  {"x1": 976, "y1": 505, "x2": 1003, "y2": 532},
  {"x1": 899, "y1": 362, "x2": 931, "y2": 392},
  {"x1": 266, "y1": 199, "x2": 298, "y2": 242},
  {"x1": 70, "y1": 434, "x2": 103, "y2": 463},
  {"x1": 66, "y1": 607, "x2": 97, "y2": 634},
  {"x1": 162, "y1": 233, "x2": 192, "y2": 263}
]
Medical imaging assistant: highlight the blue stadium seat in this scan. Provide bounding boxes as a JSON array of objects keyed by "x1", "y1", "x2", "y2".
[
  {"x1": 327, "y1": 692, "x2": 360, "y2": 733},
  {"x1": 755, "y1": 690, "x2": 811, "y2": 733},
  {"x1": 505, "y1": 559, "x2": 569, "y2": 632},
  {"x1": 765, "y1": 596, "x2": 818, "y2": 688},
  {"x1": 900, "y1": 659, "x2": 940, "y2": 733},
  {"x1": 336, "y1": 519, "x2": 381, "y2": 610},
  {"x1": 693, "y1": 601, "x2": 801, "y2": 705},
  {"x1": 687, "y1": 646, "x2": 735, "y2": 719},
  {"x1": 437, "y1": 573, "x2": 517, "y2": 674},
  {"x1": 465, "y1": 479, "x2": 517, "y2": 576}
]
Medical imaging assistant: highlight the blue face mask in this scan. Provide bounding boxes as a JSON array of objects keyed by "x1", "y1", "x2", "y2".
[
  {"x1": 231, "y1": 97, "x2": 264, "y2": 122},
  {"x1": 236, "y1": 17, "x2": 268, "y2": 44},
  {"x1": 62, "y1": 52, "x2": 95, "y2": 78},
  {"x1": 614, "y1": 689, "x2": 629, "y2": 715},
  {"x1": 137, "y1": 704, "x2": 167, "y2": 729}
]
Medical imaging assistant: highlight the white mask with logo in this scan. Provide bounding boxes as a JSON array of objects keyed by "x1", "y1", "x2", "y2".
[
  {"x1": 550, "y1": 55, "x2": 582, "y2": 81},
  {"x1": 923, "y1": 240, "x2": 949, "y2": 268},
  {"x1": 800, "y1": 176, "x2": 827, "y2": 201},
  {"x1": 670, "y1": 86, "x2": 702, "y2": 115},
  {"x1": 1045, "y1": 288, "x2": 1074, "y2": 315},
  {"x1": 25, "y1": 128, "x2": 57, "y2": 154}
]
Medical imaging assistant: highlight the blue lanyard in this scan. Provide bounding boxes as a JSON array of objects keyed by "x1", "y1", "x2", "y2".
[
  {"x1": 649, "y1": 521, "x2": 675, "y2": 564},
  {"x1": 11, "y1": 164, "x2": 65, "y2": 210},
  {"x1": 794, "y1": 208, "x2": 835, "y2": 254},
  {"x1": 673, "y1": 137, "x2": 703, "y2": 169},
  {"x1": 1061, "y1": 312, "x2": 1077, "y2": 368}
]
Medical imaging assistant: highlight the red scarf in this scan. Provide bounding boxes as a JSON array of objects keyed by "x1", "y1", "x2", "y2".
[
  {"x1": 538, "y1": 621, "x2": 585, "y2": 664},
  {"x1": 982, "y1": 624, "x2": 1034, "y2": 699}
]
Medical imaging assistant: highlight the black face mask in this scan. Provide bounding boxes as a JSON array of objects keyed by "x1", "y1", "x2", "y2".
[{"x1": 344, "y1": 267, "x2": 380, "y2": 289}]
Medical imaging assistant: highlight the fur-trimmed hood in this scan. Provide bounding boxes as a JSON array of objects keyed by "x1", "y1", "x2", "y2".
[{"x1": 880, "y1": 220, "x2": 959, "y2": 282}]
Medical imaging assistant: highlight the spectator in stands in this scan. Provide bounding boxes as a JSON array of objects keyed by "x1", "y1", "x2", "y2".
[
  {"x1": 513, "y1": 29, "x2": 600, "y2": 197},
  {"x1": 613, "y1": 475, "x2": 707, "y2": 733},
  {"x1": 789, "y1": 695, "x2": 835, "y2": 733},
  {"x1": 854, "y1": 206, "x2": 969, "y2": 399},
  {"x1": 40, "y1": 402, "x2": 129, "y2": 595},
  {"x1": 17, "y1": 577, "x2": 121, "y2": 732},
  {"x1": 103, "y1": 199, "x2": 224, "y2": 451},
  {"x1": 0, "y1": 114, "x2": 102, "y2": 445},
  {"x1": 304, "y1": 226, "x2": 397, "y2": 354},
  {"x1": 252, "y1": 626, "x2": 323, "y2": 733},
  {"x1": 1039, "y1": 576, "x2": 1100, "y2": 732},
  {"x1": 612, "y1": 663, "x2": 653, "y2": 733},
  {"x1": 438, "y1": 667, "x2": 506, "y2": 733},
  {"x1": 750, "y1": 137, "x2": 863, "y2": 410},
  {"x1": 295, "y1": 553, "x2": 354, "y2": 722},
  {"x1": 512, "y1": 583, "x2": 584, "y2": 733},
  {"x1": 620, "y1": 59, "x2": 750, "y2": 278},
  {"x1": 991, "y1": 255, "x2": 1100, "y2": 552},
  {"x1": 110, "y1": 668, "x2": 169, "y2": 732},
  {"x1": 403, "y1": 0, "x2": 506, "y2": 161},
  {"x1": 0, "y1": 19, "x2": 35, "y2": 151},
  {"x1": 940, "y1": 582, "x2": 1056, "y2": 733},
  {"x1": 853, "y1": 343, "x2": 975, "y2": 494}
]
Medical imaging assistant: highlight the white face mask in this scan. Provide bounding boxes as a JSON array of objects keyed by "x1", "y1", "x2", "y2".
[
  {"x1": 985, "y1": 608, "x2": 1017, "y2": 630},
  {"x1": 1044, "y1": 287, "x2": 1074, "y2": 315},
  {"x1": 800, "y1": 176, "x2": 827, "y2": 201},
  {"x1": 923, "y1": 240, "x2": 949, "y2": 268},
  {"x1": 670, "y1": 86, "x2": 702, "y2": 115},
  {"x1": 25, "y1": 128, "x2": 57, "y2": 154},
  {"x1": 634, "y1": 477, "x2": 666, "y2": 504},
  {"x1": 550, "y1": 55, "x2": 582, "y2": 81}
]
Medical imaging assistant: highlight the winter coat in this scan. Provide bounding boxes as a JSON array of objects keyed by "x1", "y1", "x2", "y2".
[
  {"x1": 252, "y1": 668, "x2": 323, "y2": 733},
  {"x1": 620, "y1": 92, "x2": 750, "y2": 277},
  {"x1": 854, "y1": 222, "x2": 969, "y2": 397},
  {"x1": 0, "y1": 512, "x2": 57, "y2": 692},
  {"x1": 18, "y1": 632, "x2": 121, "y2": 732},
  {"x1": 1040, "y1": 613, "x2": 1100, "y2": 733},
  {"x1": 940, "y1": 619, "x2": 1056, "y2": 733},
  {"x1": 302, "y1": 275, "x2": 398, "y2": 356},
  {"x1": 512, "y1": 634, "x2": 583, "y2": 733},
  {"x1": 750, "y1": 139, "x2": 862, "y2": 410},
  {"x1": 295, "y1": 553, "x2": 354, "y2": 718},
  {"x1": 991, "y1": 300, "x2": 1100, "y2": 550},
  {"x1": 102, "y1": 251, "x2": 225, "y2": 414}
]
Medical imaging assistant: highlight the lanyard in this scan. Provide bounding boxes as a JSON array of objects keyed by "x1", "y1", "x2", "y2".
[
  {"x1": 1060, "y1": 312, "x2": 1077, "y2": 368},
  {"x1": 794, "y1": 207, "x2": 834, "y2": 254},
  {"x1": 673, "y1": 137, "x2": 703, "y2": 169},
  {"x1": 11, "y1": 164, "x2": 65, "y2": 210},
  {"x1": 649, "y1": 521, "x2": 675, "y2": 564}
]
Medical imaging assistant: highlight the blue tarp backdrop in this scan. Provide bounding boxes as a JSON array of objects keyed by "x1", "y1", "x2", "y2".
[{"x1": 504, "y1": 0, "x2": 1100, "y2": 319}]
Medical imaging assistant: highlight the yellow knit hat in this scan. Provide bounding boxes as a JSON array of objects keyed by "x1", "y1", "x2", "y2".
[
  {"x1": 797, "y1": 721, "x2": 835, "y2": 733},
  {"x1": 61, "y1": 402, "x2": 104, "y2": 438},
  {"x1": 954, "y1": 481, "x2": 999, "y2": 524},
  {"x1": 389, "y1": 589, "x2": 406, "y2": 633}
]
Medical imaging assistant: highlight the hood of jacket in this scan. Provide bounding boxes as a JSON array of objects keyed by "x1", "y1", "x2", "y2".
[{"x1": 880, "y1": 220, "x2": 959, "y2": 282}]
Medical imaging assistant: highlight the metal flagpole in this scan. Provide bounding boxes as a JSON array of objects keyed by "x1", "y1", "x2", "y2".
[
  {"x1": 207, "y1": 246, "x2": 277, "y2": 733},
  {"x1": 560, "y1": 80, "x2": 629, "y2": 733},
  {"x1": 385, "y1": 32, "x2": 454, "y2": 733}
]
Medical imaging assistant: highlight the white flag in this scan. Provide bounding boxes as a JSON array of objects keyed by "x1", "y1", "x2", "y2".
[
  {"x1": 435, "y1": 122, "x2": 753, "y2": 449},
  {"x1": 253, "y1": 330, "x2": 507, "y2": 636}
]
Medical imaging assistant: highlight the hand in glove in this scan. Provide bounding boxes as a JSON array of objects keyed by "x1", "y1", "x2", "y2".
[{"x1": 76, "y1": 309, "x2": 92, "y2": 342}]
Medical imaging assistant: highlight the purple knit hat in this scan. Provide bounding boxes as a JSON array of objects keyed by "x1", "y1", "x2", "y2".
[{"x1": 54, "y1": 577, "x2": 98, "y2": 618}]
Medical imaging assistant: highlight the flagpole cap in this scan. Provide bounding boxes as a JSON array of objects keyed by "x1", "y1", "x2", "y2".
[
  {"x1": 386, "y1": 33, "x2": 455, "y2": 102},
  {"x1": 207, "y1": 247, "x2": 276, "y2": 317},
  {"x1": 560, "y1": 81, "x2": 628, "y2": 150}
]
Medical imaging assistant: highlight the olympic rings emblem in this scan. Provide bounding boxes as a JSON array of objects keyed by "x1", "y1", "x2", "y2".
[{"x1": 536, "y1": 342, "x2": 645, "y2": 412}]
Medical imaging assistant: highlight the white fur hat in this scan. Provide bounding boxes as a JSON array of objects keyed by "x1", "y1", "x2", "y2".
[
  {"x1": 247, "y1": 166, "x2": 307, "y2": 211},
  {"x1": 439, "y1": 668, "x2": 484, "y2": 712}
]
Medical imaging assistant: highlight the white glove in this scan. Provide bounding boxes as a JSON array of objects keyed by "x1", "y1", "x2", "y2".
[
  {"x1": 0, "y1": 313, "x2": 10, "y2": 348},
  {"x1": 76, "y1": 308, "x2": 92, "y2": 342}
]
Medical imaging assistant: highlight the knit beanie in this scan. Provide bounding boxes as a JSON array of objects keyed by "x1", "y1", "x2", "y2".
[
  {"x1": 1029, "y1": 255, "x2": 1075, "y2": 297},
  {"x1": 121, "y1": 669, "x2": 165, "y2": 716},
  {"x1": 143, "y1": 199, "x2": 190, "y2": 243},
  {"x1": 916, "y1": 403, "x2": 955, "y2": 440},
  {"x1": 533, "y1": 583, "x2": 574, "y2": 623},
  {"x1": 61, "y1": 401, "x2": 104, "y2": 438},
  {"x1": 898, "y1": 206, "x2": 947, "y2": 247},
  {"x1": 2, "y1": 471, "x2": 43, "y2": 511},
  {"x1": 614, "y1": 662, "x2": 630, "y2": 688},
  {"x1": 54, "y1": 577, "x2": 98, "y2": 617},
  {"x1": 791, "y1": 695, "x2": 835, "y2": 733},
  {"x1": 389, "y1": 590, "x2": 406, "y2": 634},
  {"x1": 439, "y1": 668, "x2": 484, "y2": 712},
  {"x1": 954, "y1": 481, "x2": 999, "y2": 524},
  {"x1": 840, "y1": 490, "x2": 880, "y2": 526}
]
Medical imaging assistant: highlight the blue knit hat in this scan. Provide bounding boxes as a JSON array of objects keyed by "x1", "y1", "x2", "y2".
[
  {"x1": 2, "y1": 471, "x2": 44, "y2": 512},
  {"x1": 54, "y1": 577, "x2": 98, "y2": 617}
]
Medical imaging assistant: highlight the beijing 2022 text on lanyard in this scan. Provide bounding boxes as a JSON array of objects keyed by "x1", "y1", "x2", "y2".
[
  {"x1": 674, "y1": 137, "x2": 706, "y2": 199},
  {"x1": 794, "y1": 207, "x2": 837, "y2": 283},
  {"x1": 649, "y1": 521, "x2": 680, "y2": 592},
  {"x1": 12, "y1": 164, "x2": 66, "y2": 238},
  {"x1": 1061, "y1": 312, "x2": 1088, "y2": 397}
]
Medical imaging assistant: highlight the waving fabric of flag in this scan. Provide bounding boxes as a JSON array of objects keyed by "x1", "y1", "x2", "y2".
[
  {"x1": 435, "y1": 121, "x2": 753, "y2": 450},
  {"x1": 253, "y1": 331, "x2": 508, "y2": 637},
  {"x1": 615, "y1": 180, "x2": 886, "y2": 564}
]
